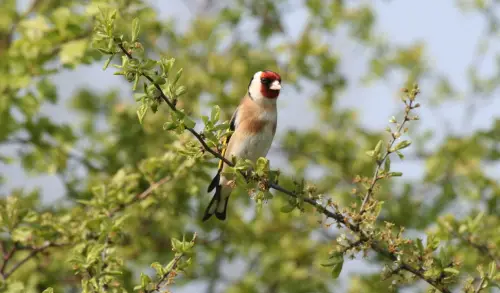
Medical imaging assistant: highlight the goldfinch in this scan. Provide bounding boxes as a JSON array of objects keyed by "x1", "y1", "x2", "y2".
[{"x1": 203, "y1": 70, "x2": 282, "y2": 221}]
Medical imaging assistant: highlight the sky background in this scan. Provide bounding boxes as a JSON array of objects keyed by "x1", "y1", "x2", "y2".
[
  {"x1": 1, "y1": 0, "x2": 499, "y2": 291},
  {"x1": 3, "y1": 0, "x2": 498, "y2": 197}
]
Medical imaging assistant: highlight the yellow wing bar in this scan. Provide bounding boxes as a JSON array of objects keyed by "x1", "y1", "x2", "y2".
[
  {"x1": 217, "y1": 106, "x2": 238, "y2": 172},
  {"x1": 217, "y1": 135, "x2": 229, "y2": 171}
]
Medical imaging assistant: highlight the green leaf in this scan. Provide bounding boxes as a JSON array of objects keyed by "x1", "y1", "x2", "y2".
[
  {"x1": 60, "y1": 39, "x2": 88, "y2": 65},
  {"x1": 151, "y1": 262, "x2": 164, "y2": 276},
  {"x1": 160, "y1": 57, "x2": 175, "y2": 75},
  {"x1": 11, "y1": 227, "x2": 32, "y2": 242},
  {"x1": 469, "y1": 212, "x2": 484, "y2": 231},
  {"x1": 141, "y1": 59, "x2": 157, "y2": 71},
  {"x1": 384, "y1": 156, "x2": 391, "y2": 172},
  {"x1": 91, "y1": 185, "x2": 106, "y2": 198},
  {"x1": 163, "y1": 121, "x2": 177, "y2": 130},
  {"x1": 280, "y1": 202, "x2": 296, "y2": 213},
  {"x1": 394, "y1": 140, "x2": 411, "y2": 151},
  {"x1": 36, "y1": 79, "x2": 57, "y2": 103},
  {"x1": 154, "y1": 76, "x2": 166, "y2": 85},
  {"x1": 137, "y1": 104, "x2": 148, "y2": 124},
  {"x1": 164, "y1": 258, "x2": 176, "y2": 272},
  {"x1": 212, "y1": 121, "x2": 230, "y2": 131},
  {"x1": 373, "y1": 140, "x2": 382, "y2": 158},
  {"x1": 175, "y1": 85, "x2": 186, "y2": 97},
  {"x1": 396, "y1": 151, "x2": 405, "y2": 159},
  {"x1": 482, "y1": 279, "x2": 489, "y2": 289},
  {"x1": 103, "y1": 55, "x2": 114, "y2": 70},
  {"x1": 255, "y1": 157, "x2": 269, "y2": 176},
  {"x1": 234, "y1": 171, "x2": 247, "y2": 187},
  {"x1": 113, "y1": 214, "x2": 130, "y2": 228},
  {"x1": 201, "y1": 115, "x2": 210, "y2": 126},
  {"x1": 416, "y1": 238, "x2": 424, "y2": 254},
  {"x1": 133, "y1": 73, "x2": 140, "y2": 90},
  {"x1": 388, "y1": 171, "x2": 403, "y2": 177},
  {"x1": 331, "y1": 262, "x2": 343, "y2": 279},
  {"x1": 86, "y1": 244, "x2": 105, "y2": 263},
  {"x1": 211, "y1": 106, "x2": 220, "y2": 122},
  {"x1": 183, "y1": 239, "x2": 195, "y2": 251},
  {"x1": 42, "y1": 288, "x2": 54, "y2": 293},
  {"x1": 322, "y1": 252, "x2": 344, "y2": 279},
  {"x1": 171, "y1": 238, "x2": 183, "y2": 251},
  {"x1": 373, "y1": 201, "x2": 384, "y2": 218},
  {"x1": 173, "y1": 68, "x2": 183, "y2": 85},
  {"x1": 183, "y1": 116, "x2": 196, "y2": 129},
  {"x1": 488, "y1": 261, "x2": 497, "y2": 278},
  {"x1": 427, "y1": 235, "x2": 440, "y2": 251},
  {"x1": 131, "y1": 18, "x2": 140, "y2": 42},
  {"x1": 173, "y1": 110, "x2": 186, "y2": 120},
  {"x1": 133, "y1": 285, "x2": 143, "y2": 291},
  {"x1": 140, "y1": 273, "x2": 151, "y2": 288},
  {"x1": 443, "y1": 267, "x2": 460, "y2": 275}
]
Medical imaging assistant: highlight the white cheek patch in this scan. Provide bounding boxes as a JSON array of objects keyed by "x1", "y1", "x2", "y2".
[{"x1": 248, "y1": 72, "x2": 264, "y2": 100}]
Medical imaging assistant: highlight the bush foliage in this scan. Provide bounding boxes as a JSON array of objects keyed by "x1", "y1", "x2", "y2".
[{"x1": 0, "y1": 1, "x2": 499, "y2": 293}]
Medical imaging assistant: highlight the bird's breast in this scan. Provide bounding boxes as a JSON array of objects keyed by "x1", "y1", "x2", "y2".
[{"x1": 230, "y1": 121, "x2": 276, "y2": 162}]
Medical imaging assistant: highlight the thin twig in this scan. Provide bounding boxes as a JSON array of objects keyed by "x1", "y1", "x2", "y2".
[
  {"x1": 99, "y1": 236, "x2": 111, "y2": 292},
  {"x1": 114, "y1": 44, "x2": 450, "y2": 293},
  {"x1": 152, "y1": 255, "x2": 183, "y2": 292},
  {"x1": 0, "y1": 175, "x2": 170, "y2": 282},
  {"x1": 359, "y1": 100, "x2": 414, "y2": 213},
  {"x1": 1, "y1": 0, "x2": 43, "y2": 52},
  {"x1": 3, "y1": 241, "x2": 68, "y2": 279},
  {"x1": 118, "y1": 43, "x2": 233, "y2": 167},
  {"x1": 108, "y1": 176, "x2": 171, "y2": 217},
  {"x1": 452, "y1": 231, "x2": 500, "y2": 267},
  {"x1": 0, "y1": 245, "x2": 17, "y2": 279},
  {"x1": 474, "y1": 277, "x2": 486, "y2": 293},
  {"x1": 148, "y1": 233, "x2": 198, "y2": 293}
]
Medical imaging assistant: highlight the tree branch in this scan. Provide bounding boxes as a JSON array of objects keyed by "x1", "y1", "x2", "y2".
[
  {"x1": 0, "y1": 175, "x2": 170, "y2": 282},
  {"x1": 0, "y1": 245, "x2": 16, "y2": 279},
  {"x1": 147, "y1": 233, "x2": 198, "y2": 293},
  {"x1": 474, "y1": 277, "x2": 486, "y2": 293},
  {"x1": 2, "y1": 241, "x2": 68, "y2": 280},
  {"x1": 452, "y1": 230, "x2": 500, "y2": 267},
  {"x1": 108, "y1": 175, "x2": 172, "y2": 217},
  {"x1": 0, "y1": 0, "x2": 43, "y2": 54},
  {"x1": 114, "y1": 43, "x2": 451, "y2": 293},
  {"x1": 359, "y1": 99, "x2": 415, "y2": 213},
  {"x1": 118, "y1": 43, "x2": 234, "y2": 167}
]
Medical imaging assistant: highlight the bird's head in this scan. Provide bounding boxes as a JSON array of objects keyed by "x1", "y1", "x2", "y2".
[{"x1": 248, "y1": 70, "x2": 282, "y2": 102}]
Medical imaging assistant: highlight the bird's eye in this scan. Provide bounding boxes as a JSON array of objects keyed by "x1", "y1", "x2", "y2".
[{"x1": 260, "y1": 78, "x2": 271, "y2": 84}]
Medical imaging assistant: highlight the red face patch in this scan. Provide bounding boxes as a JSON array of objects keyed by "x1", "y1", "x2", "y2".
[{"x1": 260, "y1": 71, "x2": 282, "y2": 99}]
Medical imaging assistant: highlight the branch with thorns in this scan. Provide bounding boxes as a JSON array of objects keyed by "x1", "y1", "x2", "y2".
[{"x1": 110, "y1": 40, "x2": 452, "y2": 292}]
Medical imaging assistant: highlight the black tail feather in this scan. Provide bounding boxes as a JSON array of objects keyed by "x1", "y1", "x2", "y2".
[
  {"x1": 203, "y1": 183, "x2": 230, "y2": 222},
  {"x1": 203, "y1": 184, "x2": 221, "y2": 221},
  {"x1": 207, "y1": 172, "x2": 220, "y2": 192},
  {"x1": 215, "y1": 195, "x2": 229, "y2": 220}
]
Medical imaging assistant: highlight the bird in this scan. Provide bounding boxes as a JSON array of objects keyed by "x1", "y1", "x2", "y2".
[{"x1": 202, "y1": 70, "x2": 282, "y2": 221}]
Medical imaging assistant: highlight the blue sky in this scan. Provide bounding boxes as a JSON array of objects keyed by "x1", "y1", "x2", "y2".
[{"x1": 5, "y1": 0, "x2": 497, "y2": 196}]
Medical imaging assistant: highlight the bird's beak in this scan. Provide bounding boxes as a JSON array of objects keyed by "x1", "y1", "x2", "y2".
[{"x1": 270, "y1": 80, "x2": 281, "y2": 90}]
